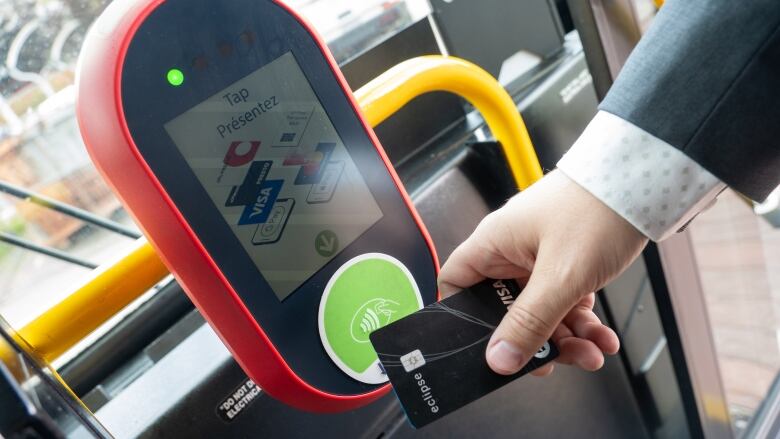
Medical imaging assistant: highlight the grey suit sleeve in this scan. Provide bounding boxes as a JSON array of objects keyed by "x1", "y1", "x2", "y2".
[{"x1": 600, "y1": 0, "x2": 780, "y2": 201}]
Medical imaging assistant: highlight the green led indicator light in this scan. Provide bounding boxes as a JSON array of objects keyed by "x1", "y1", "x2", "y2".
[{"x1": 166, "y1": 68, "x2": 184, "y2": 86}]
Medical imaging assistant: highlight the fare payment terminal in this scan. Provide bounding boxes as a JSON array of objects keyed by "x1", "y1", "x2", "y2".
[{"x1": 77, "y1": 0, "x2": 438, "y2": 412}]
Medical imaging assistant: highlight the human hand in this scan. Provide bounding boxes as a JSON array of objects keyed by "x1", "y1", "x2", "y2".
[{"x1": 438, "y1": 170, "x2": 648, "y2": 376}]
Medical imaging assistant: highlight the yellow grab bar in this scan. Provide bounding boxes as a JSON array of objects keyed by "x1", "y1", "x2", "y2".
[
  {"x1": 355, "y1": 55, "x2": 542, "y2": 189},
  {"x1": 18, "y1": 239, "x2": 168, "y2": 362},
  {"x1": 18, "y1": 55, "x2": 542, "y2": 363}
]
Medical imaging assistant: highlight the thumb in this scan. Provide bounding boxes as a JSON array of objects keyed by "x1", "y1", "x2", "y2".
[{"x1": 486, "y1": 255, "x2": 581, "y2": 375}]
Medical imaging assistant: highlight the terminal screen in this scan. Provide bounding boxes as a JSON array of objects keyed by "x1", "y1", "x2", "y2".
[{"x1": 165, "y1": 52, "x2": 383, "y2": 300}]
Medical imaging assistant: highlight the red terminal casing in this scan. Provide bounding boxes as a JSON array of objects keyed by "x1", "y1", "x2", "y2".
[{"x1": 76, "y1": 0, "x2": 439, "y2": 412}]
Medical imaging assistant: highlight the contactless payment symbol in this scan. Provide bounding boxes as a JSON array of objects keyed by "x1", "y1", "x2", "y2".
[
  {"x1": 318, "y1": 254, "x2": 423, "y2": 384},
  {"x1": 350, "y1": 298, "x2": 400, "y2": 343}
]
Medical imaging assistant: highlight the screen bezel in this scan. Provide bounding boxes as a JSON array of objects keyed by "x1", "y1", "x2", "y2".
[{"x1": 120, "y1": 0, "x2": 437, "y2": 394}]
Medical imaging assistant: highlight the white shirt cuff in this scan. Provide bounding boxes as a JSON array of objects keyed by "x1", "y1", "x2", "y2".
[{"x1": 557, "y1": 111, "x2": 726, "y2": 241}]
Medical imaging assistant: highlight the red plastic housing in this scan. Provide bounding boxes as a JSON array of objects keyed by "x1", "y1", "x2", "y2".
[{"x1": 76, "y1": 0, "x2": 439, "y2": 412}]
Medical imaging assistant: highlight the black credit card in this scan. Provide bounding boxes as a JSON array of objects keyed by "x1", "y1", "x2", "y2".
[{"x1": 369, "y1": 279, "x2": 558, "y2": 428}]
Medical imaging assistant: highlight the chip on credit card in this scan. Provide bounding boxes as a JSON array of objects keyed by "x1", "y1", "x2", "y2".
[{"x1": 369, "y1": 278, "x2": 558, "y2": 428}]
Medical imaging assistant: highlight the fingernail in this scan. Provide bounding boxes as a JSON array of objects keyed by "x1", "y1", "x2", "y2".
[{"x1": 487, "y1": 340, "x2": 525, "y2": 374}]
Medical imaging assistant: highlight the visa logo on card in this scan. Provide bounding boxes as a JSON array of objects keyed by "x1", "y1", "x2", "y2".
[{"x1": 238, "y1": 180, "x2": 283, "y2": 225}]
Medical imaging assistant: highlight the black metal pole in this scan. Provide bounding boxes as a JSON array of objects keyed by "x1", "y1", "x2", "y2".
[
  {"x1": 60, "y1": 280, "x2": 194, "y2": 396},
  {"x1": 0, "y1": 232, "x2": 98, "y2": 269},
  {"x1": 0, "y1": 180, "x2": 141, "y2": 239}
]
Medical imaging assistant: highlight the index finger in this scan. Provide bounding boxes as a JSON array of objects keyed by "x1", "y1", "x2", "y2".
[
  {"x1": 438, "y1": 237, "x2": 530, "y2": 297},
  {"x1": 437, "y1": 237, "x2": 489, "y2": 296}
]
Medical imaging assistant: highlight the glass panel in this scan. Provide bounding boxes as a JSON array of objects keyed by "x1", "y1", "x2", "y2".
[
  {"x1": 0, "y1": 0, "x2": 127, "y2": 328},
  {"x1": 688, "y1": 189, "x2": 780, "y2": 434},
  {"x1": 284, "y1": 0, "x2": 430, "y2": 64}
]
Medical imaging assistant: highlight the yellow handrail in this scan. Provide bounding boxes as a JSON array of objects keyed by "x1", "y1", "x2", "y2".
[
  {"x1": 19, "y1": 239, "x2": 168, "y2": 362},
  {"x1": 17, "y1": 55, "x2": 542, "y2": 363},
  {"x1": 355, "y1": 56, "x2": 542, "y2": 189}
]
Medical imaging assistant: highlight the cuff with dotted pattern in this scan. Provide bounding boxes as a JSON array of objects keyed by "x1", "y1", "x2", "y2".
[{"x1": 557, "y1": 111, "x2": 726, "y2": 241}]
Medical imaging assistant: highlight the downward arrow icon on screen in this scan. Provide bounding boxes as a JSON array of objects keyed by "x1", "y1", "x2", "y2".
[
  {"x1": 319, "y1": 236, "x2": 335, "y2": 252},
  {"x1": 315, "y1": 230, "x2": 338, "y2": 257}
]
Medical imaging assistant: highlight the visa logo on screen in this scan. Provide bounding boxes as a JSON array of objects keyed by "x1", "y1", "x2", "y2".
[{"x1": 238, "y1": 180, "x2": 283, "y2": 225}]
